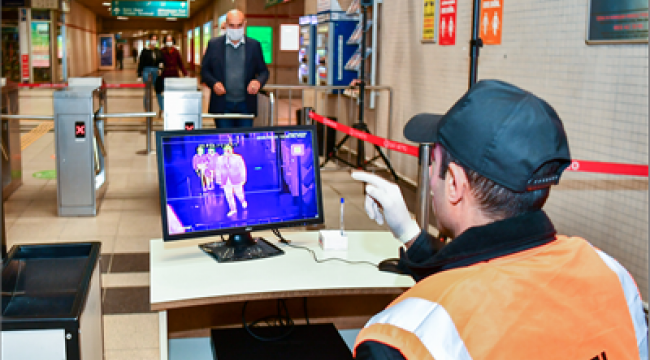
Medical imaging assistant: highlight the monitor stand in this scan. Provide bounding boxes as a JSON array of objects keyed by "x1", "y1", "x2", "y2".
[{"x1": 198, "y1": 232, "x2": 284, "y2": 263}]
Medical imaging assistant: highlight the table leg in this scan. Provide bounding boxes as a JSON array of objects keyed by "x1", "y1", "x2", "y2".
[{"x1": 159, "y1": 310, "x2": 168, "y2": 360}]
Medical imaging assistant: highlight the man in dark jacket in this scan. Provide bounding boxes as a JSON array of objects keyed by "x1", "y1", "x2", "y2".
[{"x1": 201, "y1": 9, "x2": 269, "y2": 128}]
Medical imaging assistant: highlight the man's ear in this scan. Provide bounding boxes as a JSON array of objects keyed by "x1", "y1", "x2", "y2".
[{"x1": 446, "y1": 162, "x2": 469, "y2": 205}]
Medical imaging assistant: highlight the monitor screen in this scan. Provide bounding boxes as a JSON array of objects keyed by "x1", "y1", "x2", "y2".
[{"x1": 156, "y1": 125, "x2": 324, "y2": 242}]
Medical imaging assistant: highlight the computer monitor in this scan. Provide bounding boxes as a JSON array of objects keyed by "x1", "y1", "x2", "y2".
[{"x1": 156, "y1": 125, "x2": 324, "y2": 262}]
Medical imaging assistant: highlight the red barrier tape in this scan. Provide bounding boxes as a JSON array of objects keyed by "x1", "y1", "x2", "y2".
[
  {"x1": 17, "y1": 83, "x2": 145, "y2": 89},
  {"x1": 308, "y1": 111, "x2": 648, "y2": 177}
]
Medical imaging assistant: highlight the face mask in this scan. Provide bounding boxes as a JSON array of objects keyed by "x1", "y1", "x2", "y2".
[
  {"x1": 227, "y1": 28, "x2": 244, "y2": 41},
  {"x1": 166, "y1": 42, "x2": 173, "y2": 47},
  {"x1": 150, "y1": 40, "x2": 158, "y2": 47}
]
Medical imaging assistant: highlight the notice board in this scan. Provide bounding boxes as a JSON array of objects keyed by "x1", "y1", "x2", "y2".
[{"x1": 587, "y1": 0, "x2": 648, "y2": 44}]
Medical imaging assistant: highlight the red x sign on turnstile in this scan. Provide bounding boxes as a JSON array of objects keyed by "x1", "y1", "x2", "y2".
[
  {"x1": 185, "y1": 122, "x2": 194, "y2": 131},
  {"x1": 75, "y1": 122, "x2": 86, "y2": 138}
]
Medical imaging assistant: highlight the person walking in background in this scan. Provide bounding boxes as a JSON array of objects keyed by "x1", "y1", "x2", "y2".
[
  {"x1": 201, "y1": 9, "x2": 269, "y2": 129},
  {"x1": 131, "y1": 47, "x2": 138, "y2": 63},
  {"x1": 159, "y1": 35, "x2": 188, "y2": 112},
  {"x1": 116, "y1": 44, "x2": 124, "y2": 70},
  {"x1": 137, "y1": 34, "x2": 164, "y2": 112}
]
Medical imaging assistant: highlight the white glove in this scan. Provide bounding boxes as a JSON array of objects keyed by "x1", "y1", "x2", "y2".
[{"x1": 351, "y1": 171, "x2": 421, "y2": 244}]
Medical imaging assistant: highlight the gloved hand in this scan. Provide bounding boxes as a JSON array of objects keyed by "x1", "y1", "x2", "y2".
[{"x1": 351, "y1": 171, "x2": 421, "y2": 244}]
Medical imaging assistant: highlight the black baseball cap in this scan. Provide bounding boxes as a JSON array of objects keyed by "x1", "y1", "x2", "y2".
[{"x1": 404, "y1": 80, "x2": 571, "y2": 192}]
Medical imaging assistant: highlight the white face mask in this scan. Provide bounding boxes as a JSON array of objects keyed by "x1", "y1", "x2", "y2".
[
  {"x1": 150, "y1": 40, "x2": 157, "y2": 47},
  {"x1": 166, "y1": 42, "x2": 173, "y2": 47},
  {"x1": 227, "y1": 28, "x2": 244, "y2": 42}
]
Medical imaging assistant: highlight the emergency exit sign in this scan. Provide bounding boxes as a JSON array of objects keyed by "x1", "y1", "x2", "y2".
[{"x1": 111, "y1": 0, "x2": 189, "y2": 18}]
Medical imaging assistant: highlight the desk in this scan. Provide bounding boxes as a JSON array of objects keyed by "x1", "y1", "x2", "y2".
[{"x1": 150, "y1": 230, "x2": 415, "y2": 360}]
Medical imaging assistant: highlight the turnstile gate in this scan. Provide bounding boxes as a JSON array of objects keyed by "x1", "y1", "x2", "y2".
[
  {"x1": 1, "y1": 79, "x2": 22, "y2": 200},
  {"x1": 53, "y1": 78, "x2": 108, "y2": 216},
  {"x1": 164, "y1": 78, "x2": 202, "y2": 131}
]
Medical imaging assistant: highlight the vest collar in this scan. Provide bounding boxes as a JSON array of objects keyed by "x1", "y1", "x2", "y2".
[{"x1": 401, "y1": 210, "x2": 557, "y2": 281}]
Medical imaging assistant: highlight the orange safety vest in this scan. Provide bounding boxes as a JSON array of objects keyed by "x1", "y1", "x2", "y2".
[{"x1": 354, "y1": 236, "x2": 647, "y2": 360}]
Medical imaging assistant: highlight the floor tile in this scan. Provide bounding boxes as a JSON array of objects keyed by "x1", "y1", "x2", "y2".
[
  {"x1": 102, "y1": 272, "x2": 150, "y2": 288},
  {"x1": 110, "y1": 253, "x2": 150, "y2": 272},
  {"x1": 103, "y1": 287, "x2": 153, "y2": 315},
  {"x1": 114, "y1": 236, "x2": 154, "y2": 254},
  {"x1": 103, "y1": 313, "x2": 159, "y2": 350},
  {"x1": 104, "y1": 348, "x2": 160, "y2": 360}
]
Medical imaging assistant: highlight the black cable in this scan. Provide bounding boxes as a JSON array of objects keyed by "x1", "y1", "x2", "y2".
[
  {"x1": 242, "y1": 299, "x2": 295, "y2": 342},
  {"x1": 272, "y1": 229, "x2": 378, "y2": 268}
]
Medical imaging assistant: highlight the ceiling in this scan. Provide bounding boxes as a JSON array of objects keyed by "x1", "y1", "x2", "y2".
[{"x1": 75, "y1": 0, "x2": 212, "y2": 34}]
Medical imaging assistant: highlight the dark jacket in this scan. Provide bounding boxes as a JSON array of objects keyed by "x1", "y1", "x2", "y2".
[
  {"x1": 160, "y1": 47, "x2": 187, "y2": 78},
  {"x1": 355, "y1": 210, "x2": 558, "y2": 360},
  {"x1": 137, "y1": 48, "x2": 164, "y2": 77},
  {"x1": 201, "y1": 35, "x2": 269, "y2": 116}
]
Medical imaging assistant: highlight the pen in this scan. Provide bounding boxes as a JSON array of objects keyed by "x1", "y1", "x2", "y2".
[{"x1": 340, "y1": 198, "x2": 345, "y2": 236}]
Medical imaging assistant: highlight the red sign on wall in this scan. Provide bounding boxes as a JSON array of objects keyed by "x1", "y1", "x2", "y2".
[
  {"x1": 21, "y1": 54, "x2": 29, "y2": 79},
  {"x1": 439, "y1": 0, "x2": 457, "y2": 45}
]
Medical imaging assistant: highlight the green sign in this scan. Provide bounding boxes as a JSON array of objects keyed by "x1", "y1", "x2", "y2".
[
  {"x1": 246, "y1": 26, "x2": 273, "y2": 64},
  {"x1": 33, "y1": 170, "x2": 56, "y2": 179},
  {"x1": 31, "y1": 22, "x2": 50, "y2": 68},
  {"x1": 111, "y1": 1, "x2": 188, "y2": 18},
  {"x1": 587, "y1": 0, "x2": 648, "y2": 43},
  {"x1": 265, "y1": 0, "x2": 291, "y2": 9}
]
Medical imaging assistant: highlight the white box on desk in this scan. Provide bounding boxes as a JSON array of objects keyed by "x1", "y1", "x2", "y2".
[{"x1": 318, "y1": 230, "x2": 348, "y2": 251}]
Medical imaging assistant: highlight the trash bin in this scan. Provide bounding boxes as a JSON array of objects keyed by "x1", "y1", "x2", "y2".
[
  {"x1": 1, "y1": 242, "x2": 103, "y2": 360},
  {"x1": 296, "y1": 108, "x2": 336, "y2": 157}
]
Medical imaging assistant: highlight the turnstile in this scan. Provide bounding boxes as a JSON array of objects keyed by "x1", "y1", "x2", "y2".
[
  {"x1": 1, "y1": 79, "x2": 22, "y2": 200},
  {"x1": 53, "y1": 78, "x2": 108, "y2": 216},
  {"x1": 164, "y1": 78, "x2": 202, "y2": 131}
]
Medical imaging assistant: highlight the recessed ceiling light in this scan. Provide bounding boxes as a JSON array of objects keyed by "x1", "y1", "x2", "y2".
[
  {"x1": 166, "y1": 17, "x2": 177, "y2": 21},
  {"x1": 102, "y1": 2, "x2": 110, "y2": 5},
  {"x1": 117, "y1": 16, "x2": 128, "y2": 20}
]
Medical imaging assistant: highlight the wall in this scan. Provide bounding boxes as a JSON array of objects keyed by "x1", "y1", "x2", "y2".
[
  {"x1": 66, "y1": 0, "x2": 98, "y2": 77},
  {"x1": 377, "y1": 0, "x2": 648, "y2": 296}
]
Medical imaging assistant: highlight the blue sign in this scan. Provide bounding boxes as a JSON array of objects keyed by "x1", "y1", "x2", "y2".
[{"x1": 111, "y1": 1, "x2": 189, "y2": 18}]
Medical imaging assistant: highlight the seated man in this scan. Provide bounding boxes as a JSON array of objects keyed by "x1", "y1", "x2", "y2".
[{"x1": 352, "y1": 80, "x2": 647, "y2": 360}]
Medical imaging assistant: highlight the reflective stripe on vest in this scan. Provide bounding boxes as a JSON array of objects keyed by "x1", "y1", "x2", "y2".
[
  {"x1": 595, "y1": 249, "x2": 648, "y2": 359},
  {"x1": 354, "y1": 236, "x2": 646, "y2": 360},
  {"x1": 356, "y1": 297, "x2": 473, "y2": 360}
]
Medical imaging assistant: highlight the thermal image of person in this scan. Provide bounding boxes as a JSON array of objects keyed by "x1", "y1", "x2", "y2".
[
  {"x1": 206, "y1": 144, "x2": 220, "y2": 190},
  {"x1": 192, "y1": 145, "x2": 210, "y2": 193},
  {"x1": 216, "y1": 144, "x2": 247, "y2": 217}
]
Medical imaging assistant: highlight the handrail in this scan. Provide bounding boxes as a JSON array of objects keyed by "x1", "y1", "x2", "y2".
[
  {"x1": 97, "y1": 112, "x2": 157, "y2": 118},
  {"x1": 201, "y1": 114, "x2": 255, "y2": 119},
  {"x1": 1, "y1": 115, "x2": 54, "y2": 120}
]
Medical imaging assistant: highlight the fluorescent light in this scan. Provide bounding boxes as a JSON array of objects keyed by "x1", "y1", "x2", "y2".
[
  {"x1": 117, "y1": 16, "x2": 128, "y2": 20},
  {"x1": 166, "y1": 17, "x2": 177, "y2": 21},
  {"x1": 102, "y1": 2, "x2": 110, "y2": 5}
]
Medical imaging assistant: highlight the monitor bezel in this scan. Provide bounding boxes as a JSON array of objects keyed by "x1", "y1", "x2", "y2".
[{"x1": 156, "y1": 125, "x2": 324, "y2": 242}]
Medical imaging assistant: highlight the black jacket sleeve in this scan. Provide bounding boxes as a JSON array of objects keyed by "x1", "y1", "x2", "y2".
[
  {"x1": 137, "y1": 50, "x2": 145, "y2": 77},
  {"x1": 252, "y1": 40, "x2": 269, "y2": 87},
  {"x1": 201, "y1": 40, "x2": 218, "y2": 90},
  {"x1": 355, "y1": 341, "x2": 406, "y2": 360}
]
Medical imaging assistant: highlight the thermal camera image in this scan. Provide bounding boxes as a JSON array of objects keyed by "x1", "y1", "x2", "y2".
[{"x1": 161, "y1": 131, "x2": 319, "y2": 235}]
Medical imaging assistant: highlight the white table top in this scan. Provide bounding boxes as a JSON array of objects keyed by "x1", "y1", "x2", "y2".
[{"x1": 150, "y1": 231, "x2": 415, "y2": 310}]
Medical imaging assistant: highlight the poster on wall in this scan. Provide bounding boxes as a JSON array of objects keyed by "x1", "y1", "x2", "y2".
[
  {"x1": 480, "y1": 0, "x2": 503, "y2": 45},
  {"x1": 438, "y1": 0, "x2": 456, "y2": 45},
  {"x1": 586, "y1": 0, "x2": 648, "y2": 44},
  {"x1": 422, "y1": 0, "x2": 436, "y2": 42},
  {"x1": 187, "y1": 29, "x2": 192, "y2": 63},
  {"x1": 31, "y1": 21, "x2": 50, "y2": 67},
  {"x1": 280, "y1": 24, "x2": 299, "y2": 51},
  {"x1": 99, "y1": 34, "x2": 115, "y2": 69},
  {"x1": 246, "y1": 26, "x2": 273, "y2": 64},
  {"x1": 194, "y1": 27, "x2": 200, "y2": 65},
  {"x1": 203, "y1": 21, "x2": 212, "y2": 55}
]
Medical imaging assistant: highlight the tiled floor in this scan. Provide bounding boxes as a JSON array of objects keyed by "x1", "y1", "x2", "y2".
[{"x1": 5, "y1": 65, "x2": 413, "y2": 359}]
